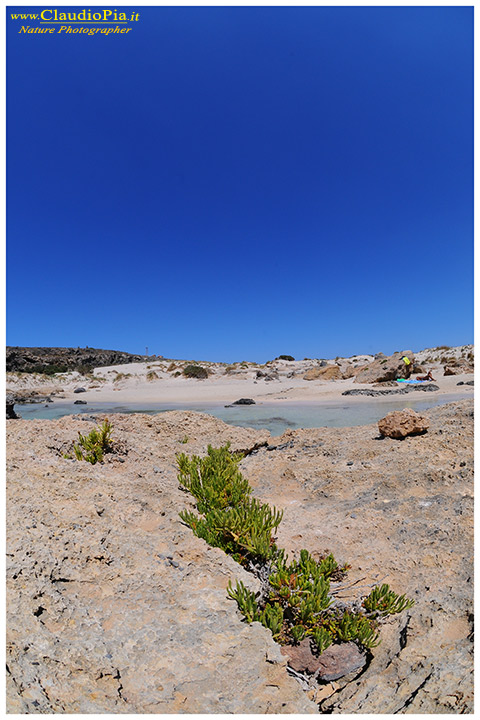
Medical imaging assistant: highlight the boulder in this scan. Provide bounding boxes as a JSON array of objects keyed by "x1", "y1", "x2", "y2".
[
  {"x1": 256, "y1": 370, "x2": 278, "y2": 381},
  {"x1": 73, "y1": 387, "x2": 87, "y2": 394},
  {"x1": 444, "y1": 363, "x2": 474, "y2": 376},
  {"x1": 6, "y1": 394, "x2": 19, "y2": 420},
  {"x1": 232, "y1": 398, "x2": 256, "y2": 405},
  {"x1": 378, "y1": 408, "x2": 429, "y2": 439},
  {"x1": 354, "y1": 352, "x2": 416, "y2": 384},
  {"x1": 304, "y1": 365, "x2": 342, "y2": 381},
  {"x1": 341, "y1": 364, "x2": 368, "y2": 379}
]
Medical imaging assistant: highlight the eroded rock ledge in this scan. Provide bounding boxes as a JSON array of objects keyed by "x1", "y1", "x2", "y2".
[{"x1": 6, "y1": 403, "x2": 473, "y2": 713}]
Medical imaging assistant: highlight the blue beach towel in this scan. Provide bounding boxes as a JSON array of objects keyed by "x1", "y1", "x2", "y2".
[{"x1": 396, "y1": 379, "x2": 426, "y2": 384}]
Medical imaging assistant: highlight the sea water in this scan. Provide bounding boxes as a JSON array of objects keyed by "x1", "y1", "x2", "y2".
[{"x1": 15, "y1": 392, "x2": 470, "y2": 436}]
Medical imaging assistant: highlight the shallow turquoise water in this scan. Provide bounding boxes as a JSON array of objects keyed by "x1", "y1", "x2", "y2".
[{"x1": 15, "y1": 392, "x2": 470, "y2": 436}]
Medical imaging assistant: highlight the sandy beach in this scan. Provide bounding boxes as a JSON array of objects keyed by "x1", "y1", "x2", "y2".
[{"x1": 7, "y1": 345, "x2": 474, "y2": 413}]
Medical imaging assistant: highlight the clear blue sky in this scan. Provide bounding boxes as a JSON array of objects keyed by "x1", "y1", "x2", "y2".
[{"x1": 7, "y1": 6, "x2": 473, "y2": 362}]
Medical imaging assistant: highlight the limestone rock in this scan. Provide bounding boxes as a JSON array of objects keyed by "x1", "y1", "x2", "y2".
[
  {"x1": 444, "y1": 362, "x2": 474, "y2": 376},
  {"x1": 6, "y1": 412, "x2": 314, "y2": 714},
  {"x1": 341, "y1": 363, "x2": 368, "y2": 379},
  {"x1": 304, "y1": 365, "x2": 342, "y2": 381},
  {"x1": 378, "y1": 409, "x2": 429, "y2": 439},
  {"x1": 240, "y1": 399, "x2": 473, "y2": 713},
  {"x1": 6, "y1": 402, "x2": 473, "y2": 713},
  {"x1": 354, "y1": 351, "x2": 415, "y2": 384}
]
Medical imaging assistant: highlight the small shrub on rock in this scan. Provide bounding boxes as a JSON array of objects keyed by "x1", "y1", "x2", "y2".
[
  {"x1": 178, "y1": 444, "x2": 281, "y2": 563},
  {"x1": 276, "y1": 355, "x2": 295, "y2": 361},
  {"x1": 178, "y1": 445, "x2": 414, "y2": 660},
  {"x1": 73, "y1": 419, "x2": 113, "y2": 464}
]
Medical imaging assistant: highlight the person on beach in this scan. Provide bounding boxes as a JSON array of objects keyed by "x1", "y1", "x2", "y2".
[{"x1": 416, "y1": 371, "x2": 436, "y2": 381}]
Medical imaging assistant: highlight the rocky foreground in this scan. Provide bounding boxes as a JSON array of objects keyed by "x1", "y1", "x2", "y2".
[{"x1": 6, "y1": 401, "x2": 473, "y2": 713}]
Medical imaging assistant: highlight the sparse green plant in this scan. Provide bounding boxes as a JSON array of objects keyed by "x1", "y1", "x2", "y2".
[
  {"x1": 312, "y1": 627, "x2": 333, "y2": 654},
  {"x1": 178, "y1": 445, "x2": 282, "y2": 563},
  {"x1": 146, "y1": 370, "x2": 158, "y2": 381},
  {"x1": 227, "y1": 580, "x2": 258, "y2": 622},
  {"x1": 167, "y1": 362, "x2": 177, "y2": 372},
  {"x1": 113, "y1": 372, "x2": 131, "y2": 382},
  {"x1": 183, "y1": 364, "x2": 208, "y2": 379},
  {"x1": 73, "y1": 419, "x2": 113, "y2": 464},
  {"x1": 336, "y1": 611, "x2": 380, "y2": 649},
  {"x1": 178, "y1": 446, "x2": 413, "y2": 660},
  {"x1": 180, "y1": 435, "x2": 189, "y2": 444},
  {"x1": 363, "y1": 584, "x2": 415, "y2": 616},
  {"x1": 277, "y1": 355, "x2": 295, "y2": 362}
]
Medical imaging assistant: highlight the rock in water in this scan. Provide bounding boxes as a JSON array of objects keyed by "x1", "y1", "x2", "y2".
[
  {"x1": 232, "y1": 398, "x2": 256, "y2": 405},
  {"x1": 6, "y1": 394, "x2": 18, "y2": 419},
  {"x1": 378, "y1": 408, "x2": 429, "y2": 439}
]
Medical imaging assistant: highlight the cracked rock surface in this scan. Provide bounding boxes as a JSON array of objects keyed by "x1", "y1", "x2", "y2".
[{"x1": 7, "y1": 402, "x2": 473, "y2": 713}]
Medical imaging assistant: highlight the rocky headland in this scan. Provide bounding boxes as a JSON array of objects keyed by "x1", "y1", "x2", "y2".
[
  {"x1": 6, "y1": 346, "x2": 151, "y2": 375},
  {"x1": 6, "y1": 399, "x2": 473, "y2": 713}
]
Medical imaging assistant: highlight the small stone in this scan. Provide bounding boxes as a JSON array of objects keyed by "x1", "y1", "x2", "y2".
[
  {"x1": 153, "y1": 466, "x2": 162, "y2": 473},
  {"x1": 346, "y1": 461, "x2": 353, "y2": 466},
  {"x1": 281, "y1": 638, "x2": 320, "y2": 673},
  {"x1": 281, "y1": 640, "x2": 366, "y2": 682},
  {"x1": 73, "y1": 387, "x2": 86, "y2": 394},
  {"x1": 315, "y1": 642, "x2": 367, "y2": 682}
]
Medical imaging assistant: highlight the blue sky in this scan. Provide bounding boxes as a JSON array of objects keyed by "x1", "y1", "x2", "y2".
[{"x1": 7, "y1": 6, "x2": 473, "y2": 362}]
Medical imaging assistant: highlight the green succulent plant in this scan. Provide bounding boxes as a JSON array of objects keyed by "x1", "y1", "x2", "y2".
[
  {"x1": 177, "y1": 445, "x2": 414, "y2": 658},
  {"x1": 363, "y1": 584, "x2": 415, "y2": 616},
  {"x1": 73, "y1": 419, "x2": 112, "y2": 464}
]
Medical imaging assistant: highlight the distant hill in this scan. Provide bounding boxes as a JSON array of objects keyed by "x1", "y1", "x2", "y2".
[{"x1": 6, "y1": 347, "x2": 150, "y2": 375}]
